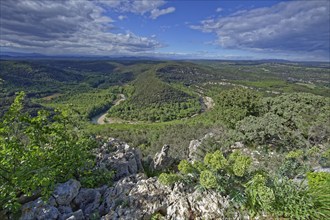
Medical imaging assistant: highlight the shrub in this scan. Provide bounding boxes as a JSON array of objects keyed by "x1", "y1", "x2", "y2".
[
  {"x1": 244, "y1": 174, "x2": 274, "y2": 217},
  {"x1": 229, "y1": 150, "x2": 252, "y2": 177},
  {"x1": 178, "y1": 159, "x2": 195, "y2": 174},
  {"x1": 204, "y1": 150, "x2": 228, "y2": 171},
  {"x1": 0, "y1": 92, "x2": 95, "y2": 212},
  {"x1": 271, "y1": 177, "x2": 316, "y2": 219},
  {"x1": 200, "y1": 170, "x2": 218, "y2": 189},
  {"x1": 158, "y1": 173, "x2": 180, "y2": 186},
  {"x1": 307, "y1": 172, "x2": 330, "y2": 190}
]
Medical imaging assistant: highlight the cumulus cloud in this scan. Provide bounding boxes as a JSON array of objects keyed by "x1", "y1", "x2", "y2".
[
  {"x1": 150, "y1": 7, "x2": 176, "y2": 19},
  {"x1": 0, "y1": 0, "x2": 162, "y2": 55},
  {"x1": 191, "y1": 1, "x2": 330, "y2": 59}
]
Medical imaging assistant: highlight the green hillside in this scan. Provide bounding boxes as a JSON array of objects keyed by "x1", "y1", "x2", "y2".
[{"x1": 108, "y1": 66, "x2": 201, "y2": 122}]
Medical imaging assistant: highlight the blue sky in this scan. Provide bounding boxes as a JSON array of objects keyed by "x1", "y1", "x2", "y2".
[{"x1": 0, "y1": 0, "x2": 329, "y2": 61}]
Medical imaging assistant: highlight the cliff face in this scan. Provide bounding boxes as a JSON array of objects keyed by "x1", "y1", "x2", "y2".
[{"x1": 19, "y1": 138, "x2": 234, "y2": 220}]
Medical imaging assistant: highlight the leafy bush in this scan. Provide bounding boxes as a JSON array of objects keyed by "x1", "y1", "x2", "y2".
[
  {"x1": 204, "y1": 150, "x2": 228, "y2": 171},
  {"x1": 307, "y1": 172, "x2": 330, "y2": 190},
  {"x1": 216, "y1": 88, "x2": 261, "y2": 128},
  {"x1": 178, "y1": 159, "x2": 195, "y2": 175},
  {"x1": 199, "y1": 170, "x2": 218, "y2": 189},
  {"x1": 271, "y1": 177, "x2": 318, "y2": 219},
  {"x1": 307, "y1": 173, "x2": 330, "y2": 219},
  {"x1": 244, "y1": 174, "x2": 274, "y2": 217},
  {"x1": 158, "y1": 173, "x2": 180, "y2": 186},
  {"x1": 0, "y1": 92, "x2": 96, "y2": 211},
  {"x1": 229, "y1": 151, "x2": 252, "y2": 177}
]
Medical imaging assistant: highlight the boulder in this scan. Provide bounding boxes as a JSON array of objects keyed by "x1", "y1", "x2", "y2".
[
  {"x1": 20, "y1": 198, "x2": 59, "y2": 220},
  {"x1": 73, "y1": 188, "x2": 101, "y2": 218},
  {"x1": 166, "y1": 190, "x2": 230, "y2": 220},
  {"x1": 188, "y1": 133, "x2": 214, "y2": 162},
  {"x1": 53, "y1": 179, "x2": 81, "y2": 206},
  {"x1": 150, "y1": 144, "x2": 174, "y2": 171},
  {"x1": 95, "y1": 138, "x2": 144, "y2": 181},
  {"x1": 100, "y1": 174, "x2": 171, "y2": 219},
  {"x1": 64, "y1": 209, "x2": 85, "y2": 220}
]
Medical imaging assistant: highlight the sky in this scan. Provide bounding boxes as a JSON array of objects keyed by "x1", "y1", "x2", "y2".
[{"x1": 0, "y1": 0, "x2": 329, "y2": 61}]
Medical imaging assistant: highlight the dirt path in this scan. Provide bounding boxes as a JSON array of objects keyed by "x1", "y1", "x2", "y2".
[{"x1": 91, "y1": 94, "x2": 126, "y2": 125}]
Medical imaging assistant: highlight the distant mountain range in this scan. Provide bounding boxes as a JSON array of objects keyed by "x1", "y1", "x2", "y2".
[{"x1": 0, "y1": 51, "x2": 329, "y2": 67}]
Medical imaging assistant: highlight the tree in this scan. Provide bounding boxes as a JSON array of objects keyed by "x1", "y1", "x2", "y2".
[{"x1": 0, "y1": 92, "x2": 94, "y2": 212}]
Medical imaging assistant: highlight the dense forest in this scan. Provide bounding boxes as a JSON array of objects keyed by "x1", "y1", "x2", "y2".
[{"x1": 0, "y1": 59, "x2": 329, "y2": 219}]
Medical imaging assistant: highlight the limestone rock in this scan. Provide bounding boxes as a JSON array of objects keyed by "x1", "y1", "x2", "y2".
[
  {"x1": 150, "y1": 144, "x2": 174, "y2": 171},
  {"x1": 73, "y1": 188, "x2": 101, "y2": 218},
  {"x1": 166, "y1": 190, "x2": 230, "y2": 220},
  {"x1": 20, "y1": 198, "x2": 59, "y2": 220},
  {"x1": 100, "y1": 174, "x2": 171, "y2": 220},
  {"x1": 188, "y1": 133, "x2": 214, "y2": 162},
  {"x1": 64, "y1": 209, "x2": 85, "y2": 220},
  {"x1": 53, "y1": 179, "x2": 81, "y2": 206},
  {"x1": 99, "y1": 173, "x2": 232, "y2": 220},
  {"x1": 95, "y1": 138, "x2": 144, "y2": 181},
  {"x1": 230, "y1": 142, "x2": 245, "y2": 149}
]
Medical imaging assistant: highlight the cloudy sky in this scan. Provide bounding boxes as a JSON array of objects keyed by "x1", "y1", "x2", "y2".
[{"x1": 0, "y1": 0, "x2": 329, "y2": 61}]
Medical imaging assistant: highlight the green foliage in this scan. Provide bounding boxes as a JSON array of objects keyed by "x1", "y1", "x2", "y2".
[
  {"x1": 229, "y1": 151, "x2": 252, "y2": 177},
  {"x1": 216, "y1": 88, "x2": 261, "y2": 128},
  {"x1": 178, "y1": 159, "x2": 195, "y2": 174},
  {"x1": 271, "y1": 177, "x2": 316, "y2": 219},
  {"x1": 108, "y1": 69, "x2": 201, "y2": 122},
  {"x1": 320, "y1": 148, "x2": 330, "y2": 167},
  {"x1": 285, "y1": 149, "x2": 304, "y2": 159},
  {"x1": 79, "y1": 168, "x2": 114, "y2": 188},
  {"x1": 0, "y1": 92, "x2": 95, "y2": 211},
  {"x1": 204, "y1": 150, "x2": 228, "y2": 171},
  {"x1": 307, "y1": 172, "x2": 330, "y2": 190},
  {"x1": 199, "y1": 170, "x2": 218, "y2": 189},
  {"x1": 158, "y1": 173, "x2": 180, "y2": 186},
  {"x1": 279, "y1": 150, "x2": 309, "y2": 178},
  {"x1": 244, "y1": 174, "x2": 274, "y2": 217},
  {"x1": 150, "y1": 212, "x2": 164, "y2": 220},
  {"x1": 307, "y1": 177, "x2": 330, "y2": 219}
]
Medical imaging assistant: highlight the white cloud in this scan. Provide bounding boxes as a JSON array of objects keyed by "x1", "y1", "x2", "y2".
[
  {"x1": 150, "y1": 7, "x2": 175, "y2": 19},
  {"x1": 216, "y1": 7, "x2": 223, "y2": 13},
  {"x1": 98, "y1": 0, "x2": 174, "y2": 19},
  {"x1": 118, "y1": 15, "x2": 127, "y2": 20},
  {"x1": 191, "y1": 1, "x2": 330, "y2": 60},
  {"x1": 0, "y1": 0, "x2": 162, "y2": 55}
]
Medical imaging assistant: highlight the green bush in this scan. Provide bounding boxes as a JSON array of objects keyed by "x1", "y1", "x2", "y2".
[
  {"x1": 244, "y1": 174, "x2": 274, "y2": 217},
  {"x1": 0, "y1": 92, "x2": 95, "y2": 212},
  {"x1": 178, "y1": 159, "x2": 195, "y2": 174},
  {"x1": 204, "y1": 150, "x2": 228, "y2": 171},
  {"x1": 158, "y1": 173, "x2": 180, "y2": 186},
  {"x1": 271, "y1": 177, "x2": 316, "y2": 219},
  {"x1": 307, "y1": 176, "x2": 330, "y2": 219},
  {"x1": 307, "y1": 172, "x2": 330, "y2": 190},
  {"x1": 199, "y1": 170, "x2": 218, "y2": 189}
]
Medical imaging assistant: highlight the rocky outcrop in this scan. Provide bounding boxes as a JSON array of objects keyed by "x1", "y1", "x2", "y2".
[
  {"x1": 95, "y1": 138, "x2": 144, "y2": 181},
  {"x1": 53, "y1": 179, "x2": 81, "y2": 206},
  {"x1": 20, "y1": 175, "x2": 232, "y2": 220},
  {"x1": 188, "y1": 133, "x2": 214, "y2": 162},
  {"x1": 150, "y1": 144, "x2": 174, "y2": 172},
  {"x1": 20, "y1": 198, "x2": 59, "y2": 220},
  {"x1": 101, "y1": 173, "x2": 231, "y2": 220},
  {"x1": 73, "y1": 188, "x2": 101, "y2": 218},
  {"x1": 19, "y1": 138, "x2": 235, "y2": 220}
]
